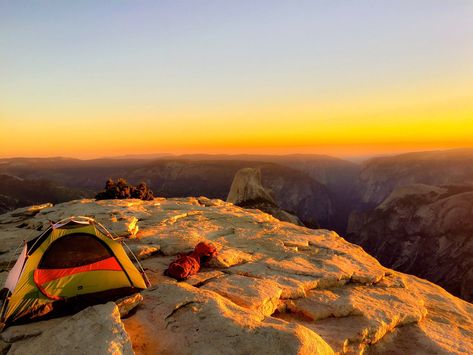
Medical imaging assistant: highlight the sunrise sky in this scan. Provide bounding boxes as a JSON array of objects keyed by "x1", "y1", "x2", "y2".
[{"x1": 1, "y1": 1, "x2": 473, "y2": 159}]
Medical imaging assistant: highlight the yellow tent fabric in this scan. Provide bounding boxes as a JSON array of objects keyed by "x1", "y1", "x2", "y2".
[{"x1": 0, "y1": 217, "x2": 148, "y2": 326}]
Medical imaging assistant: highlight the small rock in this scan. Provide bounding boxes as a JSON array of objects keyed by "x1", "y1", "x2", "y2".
[
  {"x1": 115, "y1": 293, "x2": 144, "y2": 318},
  {"x1": 197, "y1": 197, "x2": 228, "y2": 207},
  {"x1": 127, "y1": 244, "x2": 160, "y2": 260},
  {"x1": 104, "y1": 216, "x2": 139, "y2": 238},
  {"x1": 11, "y1": 204, "x2": 53, "y2": 217}
]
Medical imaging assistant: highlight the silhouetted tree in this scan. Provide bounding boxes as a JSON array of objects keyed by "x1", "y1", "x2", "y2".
[{"x1": 95, "y1": 179, "x2": 154, "y2": 201}]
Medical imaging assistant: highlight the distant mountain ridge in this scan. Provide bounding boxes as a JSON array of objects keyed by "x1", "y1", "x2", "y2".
[
  {"x1": 356, "y1": 148, "x2": 473, "y2": 206},
  {"x1": 0, "y1": 174, "x2": 85, "y2": 214},
  {"x1": 0, "y1": 155, "x2": 353, "y2": 230},
  {"x1": 1, "y1": 149, "x2": 473, "y2": 303}
]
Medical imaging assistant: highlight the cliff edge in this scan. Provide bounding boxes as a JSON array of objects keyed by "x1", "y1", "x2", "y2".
[{"x1": 0, "y1": 198, "x2": 472, "y2": 354}]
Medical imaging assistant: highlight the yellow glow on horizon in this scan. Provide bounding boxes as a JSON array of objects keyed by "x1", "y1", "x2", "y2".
[{"x1": 2, "y1": 88, "x2": 473, "y2": 159}]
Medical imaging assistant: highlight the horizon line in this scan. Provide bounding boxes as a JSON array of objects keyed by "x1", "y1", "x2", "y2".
[{"x1": 1, "y1": 147, "x2": 473, "y2": 163}]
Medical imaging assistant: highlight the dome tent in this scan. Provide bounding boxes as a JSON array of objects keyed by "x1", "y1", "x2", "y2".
[{"x1": 0, "y1": 216, "x2": 148, "y2": 328}]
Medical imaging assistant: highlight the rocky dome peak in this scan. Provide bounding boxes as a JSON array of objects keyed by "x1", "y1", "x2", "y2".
[
  {"x1": 227, "y1": 167, "x2": 303, "y2": 226},
  {"x1": 227, "y1": 167, "x2": 277, "y2": 206},
  {"x1": 0, "y1": 198, "x2": 472, "y2": 354}
]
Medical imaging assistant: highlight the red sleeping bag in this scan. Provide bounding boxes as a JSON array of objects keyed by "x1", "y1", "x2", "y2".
[{"x1": 165, "y1": 242, "x2": 217, "y2": 280}]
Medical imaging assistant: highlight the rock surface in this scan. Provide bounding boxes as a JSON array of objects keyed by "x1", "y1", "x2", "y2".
[
  {"x1": 347, "y1": 183, "x2": 473, "y2": 302},
  {"x1": 7, "y1": 303, "x2": 133, "y2": 355},
  {"x1": 1, "y1": 198, "x2": 472, "y2": 354}
]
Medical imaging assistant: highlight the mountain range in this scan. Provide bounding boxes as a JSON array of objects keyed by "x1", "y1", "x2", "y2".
[{"x1": 1, "y1": 148, "x2": 472, "y2": 302}]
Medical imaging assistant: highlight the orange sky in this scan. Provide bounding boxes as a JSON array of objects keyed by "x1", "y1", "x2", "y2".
[
  {"x1": 1, "y1": 1, "x2": 473, "y2": 159},
  {"x1": 2, "y1": 84, "x2": 472, "y2": 159}
]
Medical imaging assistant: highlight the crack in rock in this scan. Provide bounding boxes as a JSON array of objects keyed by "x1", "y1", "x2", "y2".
[{"x1": 165, "y1": 301, "x2": 199, "y2": 321}]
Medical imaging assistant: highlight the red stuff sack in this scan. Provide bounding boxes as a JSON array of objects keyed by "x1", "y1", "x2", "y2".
[
  {"x1": 165, "y1": 255, "x2": 200, "y2": 280},
  {"x1": 193, "y1": 242, "x2": 218, "y2": 264}
]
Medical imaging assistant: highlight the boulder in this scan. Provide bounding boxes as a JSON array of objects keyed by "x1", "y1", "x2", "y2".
[{"x1": 8, "y1": 302, "x2": 133, "y2": 355}]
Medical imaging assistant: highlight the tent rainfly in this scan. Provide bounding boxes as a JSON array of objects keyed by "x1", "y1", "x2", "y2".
[{"x1": 0, "y1": 216, "x2": 148, "y2": 328}]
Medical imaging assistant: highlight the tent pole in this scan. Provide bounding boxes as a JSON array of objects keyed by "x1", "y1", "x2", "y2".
[{"x1": 122, "y1": 241, "x2": 151, "y2": 287}]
